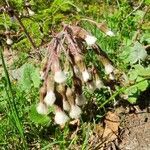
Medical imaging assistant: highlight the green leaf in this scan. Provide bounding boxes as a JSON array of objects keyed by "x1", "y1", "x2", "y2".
[
  {"x1": 31, "y1": 68, "x2": 41, "y2": 88},
  {"x1": 28, "y1": 105, "x2": 51, "y2": 125},
  {"x1": 129, "y1": 41, "x2": 147, "y2": 64},
  {"x1": 119, "y1": 45, "x2": 132, "y2": 64},
  {"x1": 19, "y1": 64, "x2": 33, "y2": 90},
  {"x1": 134, "y1": 10, "x2": 145, "y2": 18},
  {"x1": 19, "y1": 64, "x2": 41, "y2": 90},
  {"x1": 133, "y1": 64, "x2": 150, "y2": 77},
  {"x1": 129, "y1": 69, "x2": 138, "y2": 81},
  {"x1": 138, "y1": 67, "x2": 150, "y2": 77},
  {"x1": 145, "y1": 0, "x2": 150, "y2": 5},
  {"x1": 140, "y1": 33, "x2": 150, "y2": 44},
  {"x1": 124, "y1": 86, "x2": 138, "y2": 95},
  {"x1": 128, "y1": 97, "x2": 137, "y2": 104},
  {"x1": 136, "y1": 79, "x2": 149, "y2": 91}
]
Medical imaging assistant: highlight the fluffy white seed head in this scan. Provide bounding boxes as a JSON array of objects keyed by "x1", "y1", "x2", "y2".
[
  {"x1": 88, "y1": 81, "x2": 96, "y2": 92},
  {"x1": 54, "y1": 70, "x2": 66, "y2": 83},
  {"x1": 104, "y1": 64, "x2": 114, "y2": 74},
  {"x1": 54, "y1": 110, "x2": 69, "y2": 125},
  {"x1": 63, "y1": 99, "x2": 71, "y2": 111},
  {"x1": 85, "y1": 35, "x2": 97, "y2": 46},
  {"x1": 95, "y1": 79, "x2": 104, "y2": 89},
  {"x1": 109, "y1": 73, "x2": 115, "y2": 80},
  {"x1": 36, "y1": 102, "x2": 48, "y2": 115},
  {"x1": 82, "y1": 69, "x2": 91, "y2": 82},
  {"x1": 28, "y1": 8, "x2": 35, "y2": 16},
  {"x1": 69, "y1": 105, "x2": 82, "y2": 119},
  {"x1": 44, "y1": 91, "x2": 56, "y2": 106},
  {"x1": 39, "y1": 71, "x2": 45, "y2": 80},
  {"x1": 6, "y1": 38, "x2": 13, "y2": 45},
  {"x1": 106, "y1": 30, "x2": 115, "y2": 37},
  {"x1": 75, "y1": 94, "x2": 86, "y2": 106}
]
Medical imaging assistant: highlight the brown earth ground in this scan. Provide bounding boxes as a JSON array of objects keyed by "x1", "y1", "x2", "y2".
[{"x1": 85, "y1": 88, "x2": 150, "y2": 150}]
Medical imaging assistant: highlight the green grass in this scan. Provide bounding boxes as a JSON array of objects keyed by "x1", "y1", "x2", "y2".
[{"x1": 0, "y1": 0, "x2": 150, "y2": 149}]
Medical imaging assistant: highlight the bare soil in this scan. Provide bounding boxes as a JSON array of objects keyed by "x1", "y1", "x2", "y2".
[
  {"x1": 81, "y1": 88, "x2": 150, "y2": 150},
  {"x1": 119, "y1": 111, "x2": 150, "y2": 150}
]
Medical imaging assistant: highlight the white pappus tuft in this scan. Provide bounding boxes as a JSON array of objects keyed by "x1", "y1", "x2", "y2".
[
  {"x1": 95, "y1": 79, "x2": 104, "y2": 89},
  {"x1": 54, "y1": 70, "x2": 66, "y2": 83},
  {"x1": 82, "y1": 69, "x2": 91, "y2": 82},
  {"x1": 39, "y1": 71, "x2": 45, "y2": 80},
  {"x1": 104, "y1": 64, "x2": 114, "y2": 74},
  {"x1": 6, "y1": 38, "x2": 13, "y2": 45},
  {"x1": 36, "y1": 102, "x2": 48, "y2": 115},
  {"x1": 54, "y1": 110, "x2": 69, "y2": 125},
  {"x1": 88, "y1": 81, "x2": 96, "y2": 92},
  {"x1": 75, "y1": 94, "x2": 86, "y2": 106},
  {"x1": 109, "y1": 73, "x2": 115, "y2": 80},
  {"x1": 85, "y1": 35, "x2": 97, "y2": 46},
  {"x1": 106, "y1": 30, "x2": 115, "y2": 37},
  {"x1": 28, "y1": 8, "x2": 35, "y2": 16},
  {"x1": 44, "y1": 91, "x2": 56, "y2": 106},
  {"x1": 69, "y1": 105, "x2": 82, "y2": 119}
]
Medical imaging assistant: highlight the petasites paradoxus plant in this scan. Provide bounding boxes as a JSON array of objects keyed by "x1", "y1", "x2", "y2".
[{"x1": 36, "y1": 22, "x2": 123, "y2": 126}]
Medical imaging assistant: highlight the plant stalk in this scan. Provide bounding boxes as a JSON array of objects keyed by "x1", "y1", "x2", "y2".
[{"x1": 0, "y1": 46, "x2": 27, "y2": 149}]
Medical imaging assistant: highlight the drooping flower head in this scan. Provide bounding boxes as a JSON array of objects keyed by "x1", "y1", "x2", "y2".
[
  {"x1": 106, "y1": 30, "x2": 115, "y2": 37},
  {"x1": 44, "y1": 76, "x2": 56, "y2": 106},
  {"x1": 44, "y1": 91, "x2": 56, "y2": 106},
  {"x1": 52, "y1": 60, "x2": 66, "y2": 83},
  {"x1": 94, "y1": 73, "x2": 104, "y2": 89},
  {"x1": 54, "y1": 71, "x2": 66, "y2": 83},
  {"x1": 27, "y1": 8, "x2": 35, "y2": 16},
  {"x1": 37, "y1": 86, "x2": 48, "y2": 114},
  {"x1": 36, "y1": 102, "x2": 48, "y2": 115},
  {"x1": 97, "y1": 22, "x2": 115, "y2": 37},
  {"x1": 85, "y1": 35, "x2": 97, "y2": 46},
  {"x1": 54, "y1": 107, "x2": 69, "y2": 125},
  {"x1": 63, "y1": 99, "x2": 70, "y2": 111},
  {"x1": 75, "y1": 94, "x2": 86, "y2": 106},
  {"x1": 104, "y1": 63, "x2": 114, "y2": 74},
  {"x1": 6, "y1": 37, "x2": 13, "y2": 45},
  {"x1": 82, "y1": 69, "x2": 91, "y2": 82},
  {"x1": 69, "y1": 104, "x2": 82, "y2": 119},
  {"x1": 74, "y1": 55, "x2": 91, "y2": 82}
]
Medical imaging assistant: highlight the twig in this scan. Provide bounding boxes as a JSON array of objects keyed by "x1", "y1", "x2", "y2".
[
  {"x1": 125, "y1": 0, "x2": 144, "y2": 19},
  {"x1": 13, "y1": 14, "x2": 37, "y2": 49},
  {"x1": 99, "y1": 78, "x2": 150, "y2": 109},
  {"x1": 4, "y1": 0, "x2": 41, "y2": 60}
]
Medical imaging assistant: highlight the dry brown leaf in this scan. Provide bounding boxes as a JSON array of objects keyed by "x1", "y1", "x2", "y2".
[
  {"x1": 103, "y1": 111, "x2": 120, "y2": 142},
  {"x1": 93, "y1": 124, "x2": 104, "y2": 137}
]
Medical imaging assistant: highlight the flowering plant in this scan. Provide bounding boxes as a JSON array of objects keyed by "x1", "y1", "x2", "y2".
[{"x1": 36, "y1": 22, "x2": 119, "y2": 126}]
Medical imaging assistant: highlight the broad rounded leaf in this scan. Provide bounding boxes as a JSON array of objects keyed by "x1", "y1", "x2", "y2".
[
  {"x1": 129, "y1": 41, "x2": 147, "y2": 64},
  {"x1": 136, "y1": 79, "x2": 149, "y2": 92}
]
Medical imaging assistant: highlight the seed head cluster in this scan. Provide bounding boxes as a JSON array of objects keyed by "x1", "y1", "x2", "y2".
[{"x1": 37, "y1": 23, "x2": 116, "y2": 126}]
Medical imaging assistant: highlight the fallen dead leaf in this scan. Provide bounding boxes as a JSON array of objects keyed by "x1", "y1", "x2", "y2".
[
  {"x1": 103, "y1": 111, "x2": 120, "y2": 142},
  {"x1": 93, "y1": 124, "x2": 104, "y2": 137}
]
